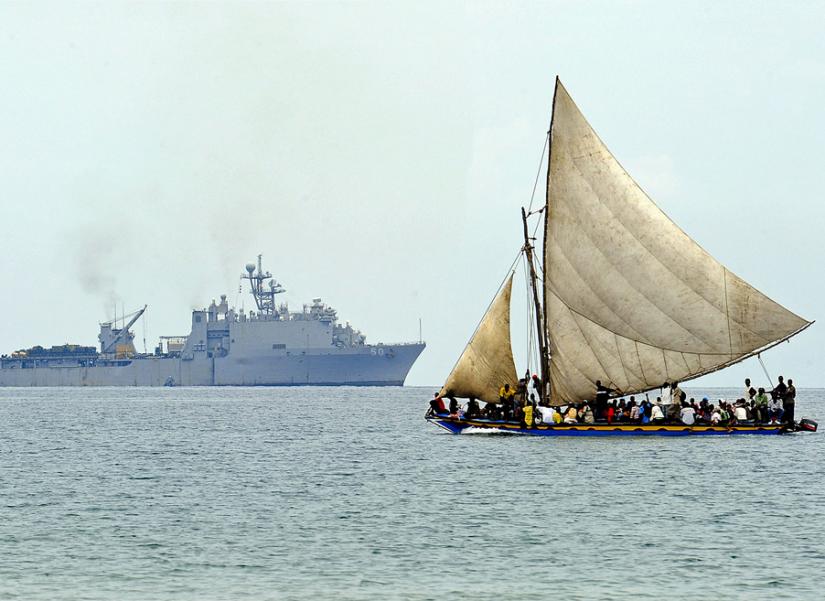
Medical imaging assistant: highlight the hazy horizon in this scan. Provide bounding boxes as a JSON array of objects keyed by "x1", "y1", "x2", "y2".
[{"x1": 1, "y1": 1, "x2": 823, "y2": 389}]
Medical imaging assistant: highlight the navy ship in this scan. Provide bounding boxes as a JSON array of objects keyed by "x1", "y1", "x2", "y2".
[{"x1": 0, "y1": 256, "x2": 425, "y2": 386}]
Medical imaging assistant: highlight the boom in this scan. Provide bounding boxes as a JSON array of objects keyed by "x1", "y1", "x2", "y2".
[{"x1": 101, "y1": 305, "x2": 147, "y2": 354}]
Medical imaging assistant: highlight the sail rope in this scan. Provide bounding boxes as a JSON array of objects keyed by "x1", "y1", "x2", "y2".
[
  {"x1": 526, "y1": 133, "x2": 550, "y2": 215},
  {"x1": 758, "y1": 353, "x2": 774, "y2": 387}
]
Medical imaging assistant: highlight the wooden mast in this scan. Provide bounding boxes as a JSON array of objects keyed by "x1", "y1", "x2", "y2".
[
  {"x1": 521, "y1": 206, "x2": 548, "y2": 401},
  {"x1": 539, "y1": 77, "x2": 561, "y2": 402}
]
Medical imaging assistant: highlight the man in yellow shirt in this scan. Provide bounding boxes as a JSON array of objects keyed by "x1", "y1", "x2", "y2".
[
  {"x1": 522, "y1": 399, "x2": 534, "y2": 428},
  {"x1": 499, "y1": 383, "x2": 515, "y2": 420}
]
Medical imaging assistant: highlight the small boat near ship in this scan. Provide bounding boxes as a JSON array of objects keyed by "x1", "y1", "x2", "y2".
[{"x1": 427, "y1": 77, "x2": 816, "y2": 437}]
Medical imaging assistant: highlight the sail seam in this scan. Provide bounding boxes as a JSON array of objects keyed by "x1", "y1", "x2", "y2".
[
  {"x1": 546, "y1": 282, "x2": 764, "y2": 356},
  {"x1": 554, "y1": 321, "x2": 813, "y2": 403},
  {"x1": 548, "y1": 340, "x2": 602, "y2": 403},
  {"x1": 614, "y1": 332, "x2": 631, "y2": 391},
  {"x1": 723, "y1": 268, "x2": 734, "y2": 355},
  {"x1": 679, "y1": 352, "x2": 692, "y2": 375},
  {"x1": 542, "y1": 80, "x2": 812, "y2": 405},
  {"x1": 552, "y1": 85, "x2": 803, "y2": 348},
  {"x1": 546, "y1": 238, "x2": 663, "y2": 345},
  {"x1": 634, "y1": 341, "x2": 648, "y2": 387},
  {"x1": 627, "y1": 321, "x2": 814, "y2": 398},
  {"x1": 557, "y1": 157, "x2": 769, "y2": 350},
  {"x1": 547, "y1": 189, "x2": 729, "y2": 351},
  {"x1": 558, "y1": 296, "x2": 622, "y2": 390},
  {"x1": 551, "y1": 79, "x2": 810, "y2": 326}
]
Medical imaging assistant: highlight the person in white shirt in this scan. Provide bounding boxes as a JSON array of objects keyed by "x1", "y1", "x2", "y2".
[
  {"x1": 744, "y1": 378, "x2": 753, "y2": 401},
  {"x1": 710, "y1": 406, "x2": 722, "y2": 425},
  {"x1": 650, "y1": 402, "x2": 665, "y2": 423},
  {"x1": 734, "y1": 403, "x2": 749, "y2": 422},
  {"x1": 680, "y1": 404, "x2": 696, "y2": 425},
  {"x1": 537, "y1": 405, "x2": 555, "y2": 425},
  {"x1": 660, "y1": 383, "x2": 672, "y2": 420},
  {"x1": 768, "y1": 394, "x2": 784, "y2": 424}
]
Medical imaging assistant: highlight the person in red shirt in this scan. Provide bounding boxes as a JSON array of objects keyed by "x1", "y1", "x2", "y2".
[{"x1": 427, "y1": 392, "x2": 447, "y2": 416}]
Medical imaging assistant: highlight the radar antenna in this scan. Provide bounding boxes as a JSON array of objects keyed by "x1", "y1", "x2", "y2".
[{"x1": 242, "y1": 254, "x2": 285, "y2": 316}]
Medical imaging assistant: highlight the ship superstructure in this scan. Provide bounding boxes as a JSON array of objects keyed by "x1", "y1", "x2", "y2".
[{"x1": 0, "y1": 256, "x2": 425, "y2": 386}]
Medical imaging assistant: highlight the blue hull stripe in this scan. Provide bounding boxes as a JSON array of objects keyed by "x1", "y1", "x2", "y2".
[{"x1": 426, "y1": 416, "x2": 787, "y2": 436}]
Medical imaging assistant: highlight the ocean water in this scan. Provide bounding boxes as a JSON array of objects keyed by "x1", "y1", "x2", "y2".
[{"x1": 1, "y1": 386, "x2": 823, "y2": 600}]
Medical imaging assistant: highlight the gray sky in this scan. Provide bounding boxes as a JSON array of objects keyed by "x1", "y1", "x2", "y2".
[{"x1": 1, "y1": 1, "x2": 823, "y2": 388}]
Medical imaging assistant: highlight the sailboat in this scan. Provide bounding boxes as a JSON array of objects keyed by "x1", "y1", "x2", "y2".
[{"x1": 427, "y1": 78, "x2": 817, "y2": 437}]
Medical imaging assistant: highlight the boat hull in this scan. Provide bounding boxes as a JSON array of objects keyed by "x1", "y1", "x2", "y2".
[
  {"x1": 426, "y1": 415, "x2": 790, "y2": 436},
  {"x1": 0, "y1": 343, "x2": 425, "y2": 387}
]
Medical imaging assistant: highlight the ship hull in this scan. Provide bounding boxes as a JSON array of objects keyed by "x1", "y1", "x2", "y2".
[
  {"x1": 426, "y1": 415, "x2": 793, "y2": 436},
  {"x1": 0, "y1": 343, "x2": 425, "y2": 387}
]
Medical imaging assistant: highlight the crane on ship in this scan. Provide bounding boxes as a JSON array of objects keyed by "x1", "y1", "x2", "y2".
[{"x1": 100, "y1": 305, "x2": 147, "y2": 355}]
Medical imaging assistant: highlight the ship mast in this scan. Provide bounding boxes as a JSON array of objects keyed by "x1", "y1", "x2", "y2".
[
  {"x1": 242, "y1": 254, "x2": 285, "y2": 316},
  {"x1": 521, "y1": 206, "x2": 548, "y2": 401}
]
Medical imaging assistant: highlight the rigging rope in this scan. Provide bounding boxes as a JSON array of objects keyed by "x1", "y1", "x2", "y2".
[
  {"x1": 526, "y1": 133, "x2": 550, "y2": 215},
  {"x1": 758, "y1": 353, "x2": 774, "y2": 388}
]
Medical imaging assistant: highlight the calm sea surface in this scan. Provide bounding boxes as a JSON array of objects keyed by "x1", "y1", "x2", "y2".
[{"x1": 1, "y1": 386, "x2": 823, "y2": 600}]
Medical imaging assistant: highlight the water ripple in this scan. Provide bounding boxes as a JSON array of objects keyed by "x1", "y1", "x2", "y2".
[{"x1": 0, "y1": 386, "x2": 823, "y2": 600}]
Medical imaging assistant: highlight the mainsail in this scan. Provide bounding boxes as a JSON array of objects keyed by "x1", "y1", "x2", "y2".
[
  {"x1": 543, "y1": 79, "x2": 811, "y2": 405},
  {"x1": 441, "y1": 275, "x2": 518, "y2": 403}
]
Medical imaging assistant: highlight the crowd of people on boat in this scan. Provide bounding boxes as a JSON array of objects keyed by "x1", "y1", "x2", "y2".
[{"x1": 427, "y1": 374, "x2": 798, "y2": 428}]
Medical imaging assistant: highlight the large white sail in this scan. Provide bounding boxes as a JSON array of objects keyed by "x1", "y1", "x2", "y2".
[
  {"x1": 544, "y1": 79, "x2": 811, "y2": 405},
  {"x1": 441, "y1": 275, "x2": 518, "y2": 403}
]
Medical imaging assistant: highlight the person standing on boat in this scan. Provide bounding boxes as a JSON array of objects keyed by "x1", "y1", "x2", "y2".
[
  {"x1": 668, "y1": 382, "x2": 684, "y2": 422},
  {"x1": 531, "y1": 374, "x2": 543, "y2": 402},
  {"x1": 499, "y1": 383, "x2": 515, "y2": 421},
  {"x1": 660, "y1": 382, "x2": 672, "y2": 420},
  {"x1": 628, "y1": 399, "x2": 639, "y2": 422},
  {"x1": 783, "y1": 379, "x2": 796, "y2": 424},
  {"x1": 744, "y1": 378, "x2": 753, "y2": 401},
  {"x1": 516, "y1": 378, "x2": 528, "y2": 405},
  {"x1": 594, "y1": 380, "x2": 616, "y2": 421},
  {"x1": 772, "y1": 376, "x2": 787, "y2": 404}
]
